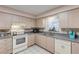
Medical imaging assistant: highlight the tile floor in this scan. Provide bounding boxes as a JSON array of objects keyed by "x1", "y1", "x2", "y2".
[{"x1": 17, "y1": 45, "x2": 51, "y2": 54}]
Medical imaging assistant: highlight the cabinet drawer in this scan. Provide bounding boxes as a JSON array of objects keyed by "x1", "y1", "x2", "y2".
[
  {"x1": 46, "y1": 38, "x2": 55, "y2": 53},
  {"x1": 0, "y1": 48, "x2": 7, "y2": 54},
  {"x1": 0, "y1": 39, "x2": 6, "y2": 48},
  {"x1": 72, "y1": 42, "x2": 79, "y2": 54},
  {"x1": 5, "y1": 38, "x2": 13, "y2": 50},
  {"x1": 27, "y1": 34, "x2": 35, "y2": 47}
]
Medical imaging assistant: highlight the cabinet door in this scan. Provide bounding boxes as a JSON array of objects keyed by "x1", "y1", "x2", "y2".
[
  {"x1": 36, "y1": 35, "x2": 42, "y2": 46},
  {"x1": 0, "y1": 38, "x2": 13, "y2": 54},
  {"x1": 35, "y1": 34, "x2": 47, "y2": 48},
  {"x1": 72, "y1": 42, "x2": 79, "y2": 54},
  {"x1": 5, "y1": 38, "x2": 13, "y2": 53},
  {"x1": 36, "y1": 19, "x2": 44, "y2": 27},
  {"x1": 36, "y1": 34, "x2": 55, "y2": 53},
  {"x1": 28, "y1": 19, "x2": 35, "y2": 28},
  {"x1": 27, "y1": 34, "x2": 35, "y2": 47},
  {"x1": 35, "y1": 34, "x2": 41, "y2": 46},
  {"x1": 59, "y1": 12, "x2": 69, "y2": 28},
  {"x1": 0, "y1": 39, "x2": 7, "y2": 54},
  {"x1": 0, "y1": 13, "x2": 12, "y2": 29},
  {"x1": 46, "y1": 37, "x2": 55, "y2": 53},
  {"x1": 23, "y1": 19, "x2": 35, "y2": 28},
  {"x1": 68, "y1": 9, "x2": 79, "y2": 28},
  {"x1": 40, "y1": 35, "x2": 47, "y2": 49},
  {"x1": 55, "y1": 39, "x2": 71, "y2": 54},
  {"x1": 11, "y1": 15, "x2": 19, "y2": 24}
]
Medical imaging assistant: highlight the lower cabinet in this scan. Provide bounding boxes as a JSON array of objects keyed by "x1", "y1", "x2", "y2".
[
  {"x1": 55, "y1": 39, "x2": 71, "y2": 54},
  {"x1": 5, "y1": 38, "x2": 13, "y2": 54},
  {"x1": 46, "y1": 37, "x2": 55, "y2": 53},
  {"x1": 35, "y1": 34, "x2": 41, "y2": 46},
  {"x1": 72, "y1": 42, "x2": 79, "y2": 54},
  {"x1": 0, "y1": 38, "x2": 13, "y2": 54},
  {"x1": 36, "y1": 34, "x2": 55, "y2": 53},
  {"x1": 0, "y1": 39, "x2": 7, "y2": 54},
  {"x1": 35, "y1": 34, "x2": 44, "y2": 47},
  {"x1": 27, "y1": 34, "x2": 35, "y2": 47},
  {"x1": 39, "y1": 35, "x2": 47, "y2": 49}
]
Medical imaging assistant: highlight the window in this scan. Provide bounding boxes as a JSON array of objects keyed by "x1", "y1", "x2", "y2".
[{"x1": 47, "y1": 15, "x2": 60, "y2": 32}]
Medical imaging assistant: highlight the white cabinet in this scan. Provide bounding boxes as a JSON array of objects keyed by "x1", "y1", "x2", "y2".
[
  {"x1": 59, "y1": 12, "x2": 69, "y2": 28},
  {"x1": 0, "y1": 38, "x2": 12, "y2": 54},
  {"x1": 27, "y1": 34, "x2": 35, "y2": 47},
  {"x1": 72, "y1": 42, "x2": 79, "y2": 54},
  {"x1": 46, "y1": 37, "x2": 55, "y2": 53},
  {"x1": 11, "y1": 15, "x2": 35, "y2": 28},
  {"x1": 36, "y1": 34, "x2": 55, "y2": 53},
  {"x1": 68, "y1": 9, "x2": 79, "y2": 28},
  {"x1": 35, "y1": 34, "x2": 42, "y2": 46},
  {"x1": 5, "y1": 38, "x2": 13, "y2": 53},
  {"x1": 55, "y1": 39, "x2": 71, "y2": 54},
  {"x1": 35, "y1": 34, "x2": 47, "y2": 49},
  {"x1": 11, "y1": 15, "x2": 19, "y2": 24},
  {"x1": 25, "y1": 19, "x2": 35, "y2": 28},
  {"x1": 36, "y1": 19, "x2": 46, "y2": 28},
  {"x1": 0, "y1": 39, "x2": 6, "y2": 53},
  {"x1": 36, "y1": 19, "x2": 43, "y2": 27},
  {"x1": 36, "y1": 34, "x2": 47, "y2": 49},
  {"x1": 39, "y1": 35, "x2": 47, "y2": 49},
  {"x1": 59, "y1": 9, "x2": 79, "y2": 28},
  {"x1": 0, "y1": 13, "x2": 12, "y2": 29}
]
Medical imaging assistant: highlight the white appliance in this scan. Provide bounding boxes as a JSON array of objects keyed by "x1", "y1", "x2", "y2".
[
  {"x1": 11, "y1": 24, "x2": 28, "y2": 54},
  {"x1": 13, "y1": 34, "x2": 27, "y2": 54}
]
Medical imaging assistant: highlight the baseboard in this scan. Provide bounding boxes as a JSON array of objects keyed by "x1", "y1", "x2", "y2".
[
  {"x1": 27, "y1": 43, "x2": 35, "y2": 47},
  {"x1": 35, "y1": 43, "x2": 54, "y2": 54}
]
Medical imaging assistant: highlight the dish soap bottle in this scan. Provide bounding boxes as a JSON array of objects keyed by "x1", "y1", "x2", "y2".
[{"x1": 69, "y1": 30, "x2": 75, "y2": 41}]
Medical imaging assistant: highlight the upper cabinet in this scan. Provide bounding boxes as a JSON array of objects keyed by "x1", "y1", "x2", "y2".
[
  {"x1": 0, "y1": 13, "x2": 12, "y2": 29},
  {"x1": 11, "y1": 15, "x2": 35, "y2": 28},
  {"x1": 58, "y1": 12, "x2": 69, "y2": 28},
  {"x1": 68, "y1": 9, "x2": 79, "y2": 28},
  {"x1": 11, "y1": 15, "x2": 20, "y2": 24},
  {"x1": 36, "y1": 19, "x2": 46, "y2": 28},
  {"x1": 58, "y1": 9, "x2": 79, "y2": 28},
  {"x1": 25, "y1": 19, "x2": 35, "y2": 28},
  {"x1": 0, "y1": 11, "x2": 35, "y2": 29}
]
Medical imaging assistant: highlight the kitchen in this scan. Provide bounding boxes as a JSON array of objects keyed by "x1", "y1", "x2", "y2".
[{"x1": 0, "y1": 5, "x2": 79, "y2": 54}]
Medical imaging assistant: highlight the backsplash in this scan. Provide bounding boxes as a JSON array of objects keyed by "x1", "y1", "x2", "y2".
[
  {"x1": 61, "y1": 28, "x2": 79, "y2": 37},
  {"x1": 61, "y1": 28, "x2": 79, "y2": 32}
]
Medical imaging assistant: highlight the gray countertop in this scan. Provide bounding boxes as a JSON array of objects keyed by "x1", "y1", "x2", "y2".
[
  {"x1": 38, "y1": 32, "x2": 79, "y2": 43},
  {"x1": 24, "y1": 31, "x2": 79, "y2": 43},
  {"x1": 25, "y1": 32, "x2": 79, "y2": 43},
  {"x1": 0, "y1": 35, "x2": 12, "y2": 39},
  {"x1": 0, "y1": 31, "x2": 79, "y2": 43}
]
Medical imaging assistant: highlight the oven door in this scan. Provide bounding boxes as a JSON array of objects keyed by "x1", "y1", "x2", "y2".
[{"x1": 13, "y1": 34, "x2": 27, "y2": 49}]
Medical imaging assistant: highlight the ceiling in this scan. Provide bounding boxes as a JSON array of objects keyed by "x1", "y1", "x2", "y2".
[{"x1": 5, "y1": 5, "x2": 62, "y2": 16}]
